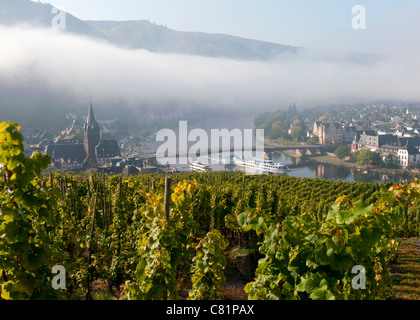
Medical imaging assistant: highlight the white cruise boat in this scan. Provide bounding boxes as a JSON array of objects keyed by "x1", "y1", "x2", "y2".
[
  {"x1": 189, "y1": 160, "x2": 212, "y2": 173},
  {"x1": 233, "y1": 156, "x2": 288, "y2": 175}
]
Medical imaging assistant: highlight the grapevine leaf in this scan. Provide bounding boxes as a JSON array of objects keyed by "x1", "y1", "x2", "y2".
[{"x1": 310, "y1": 288, "x2": 335, "y2": 300}]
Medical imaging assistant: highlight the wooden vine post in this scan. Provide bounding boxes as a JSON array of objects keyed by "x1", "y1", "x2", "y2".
[
  {"x1": 161, "y1": 175, "x2": 172, "y2": 300},
  {"x1": 164, "y1": 176, "x2": 171, "y2": 223},
  {"x1": 86, "y1": 185, "x2": 99, "y2": 300},
  {"x1": 242, "y1": 175, "x2": 246, "y2": 199}
]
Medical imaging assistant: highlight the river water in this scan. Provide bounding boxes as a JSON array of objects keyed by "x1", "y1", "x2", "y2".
[
  {"x1": 179, "y1": 151, "x2": 415, "y2": 184},
  {"x1": 269, "y1": 152, "x2": 411, "y2": 184},
  {"x1": 154, "y1": 116, "x2": 416, "y2": 183}
]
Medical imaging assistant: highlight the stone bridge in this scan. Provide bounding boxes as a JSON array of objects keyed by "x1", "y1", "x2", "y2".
[
  {"x1": 264, "y1": 145, "x2": 325, "y2": 158},
  {"x1": 138, "y1": 144, "x2": 325, "y2": 162}
]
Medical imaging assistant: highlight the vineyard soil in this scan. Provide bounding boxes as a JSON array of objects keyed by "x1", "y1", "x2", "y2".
[
  {"x1": 391, "y1": 238, "x2": 420, "y2": 300},
  {"x1": 87, "y1": 236, "x2": 420, "y2": 301}
]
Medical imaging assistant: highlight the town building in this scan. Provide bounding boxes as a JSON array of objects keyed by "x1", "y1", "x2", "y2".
[
  {"x1": 398, "y1": 145, "x2": 420, "y2": 168},
  {"x1": 344, "y1": 126, "x2": 359, "y2": 144},
  {"x1": 83, "y1": 104, "x2": 101, "y2": 170},
  {"x1": 96, "y1": 140, "x2": 121, "y2": 167},
  {"x1": 46, "y1": 104, "x2": 121, "y2": 171},
  {"x1": 313, "y1": 121, "x2": 345, "y2": 145},
  {"x1": 352, "y1": 130, "x2": 420, "y2": 168}
]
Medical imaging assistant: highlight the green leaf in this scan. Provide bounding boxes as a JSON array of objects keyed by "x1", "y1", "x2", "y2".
[
  {"x1": 337, "y1": 201, "x2": 372, "y2": 225},
  {"x1": 310, "y1": 288, "x2": 335, "y2": 300},
  {"x1": 336, "y1": 210, "x2": 353, "y2": 225},
  {"x1": 0, "y1": 220, "x2": 20, "y2": 242},
  {"x1": 325, "y1": 203, "x2": 340, "y2": 221},
  {"x1": 8, "y1": 158, "x2": 20, "y2": 170},
  {"x1": 1, "y1": 281, "x2": 13, "y2": 300},
  {"x1": 0, "y1": 122, "x2": 9, "y2": 132},
  {"x1": 296, "y1": 273, "x2": 321, "y2": 293},
  {"x1": 237, "y1": 212, "x2": 249, "y2": 228},
  {"x1": 352, "y1": 200, "x2": 373, "y2": 215},
  {"x1": 135, "y1": 260, "x2": 147, "y2": 282},
  {"x1": 244, "y1": 282, "x2": 254, "y2": 294},
  {"x1": 9, "y1": 146, "x2": 22, "y2": 157}
]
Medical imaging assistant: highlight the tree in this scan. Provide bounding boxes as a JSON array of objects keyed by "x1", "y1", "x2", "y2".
[
  {"x1": 356, "y1": 149, "x2": 383, "y2": 166},
  {"x1": 306, "y1": 136, "x2": 319, "y2": 145},
  {"x1": 356, "y1": 149, "x2": 370, "y2": 165},
  {"x1": 324, "y1": 143, "x2": 339, "y2": 153},
  {"x1": 370, "y1": 151, "x2": 384, "y2": 166},
  {"x1": 291, "y1": 127, "x2": 305, "y2": 142},
  {"x1": 334, "y1": 145, "x2": 350, "y2": 162},
  {"x1": 384, "y1": 154, "x2": 398, "y2": 167},
  {"x1": 269, "y1": 121, "x2": 288, "y2": 140}
]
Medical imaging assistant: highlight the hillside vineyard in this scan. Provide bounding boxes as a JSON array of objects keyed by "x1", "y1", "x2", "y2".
[{"x1": 1, "y1": 122, "x2": 420, "y2": 300}]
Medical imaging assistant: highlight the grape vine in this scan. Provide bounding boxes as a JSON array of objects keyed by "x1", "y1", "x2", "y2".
[{"x1": 1, "y1": 120, "x2": 418, "y2": 300}]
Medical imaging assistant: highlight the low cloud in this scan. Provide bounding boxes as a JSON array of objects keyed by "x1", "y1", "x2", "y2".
[{"x1": 1, "y1": 25, "x2": 419, "y2": 115}]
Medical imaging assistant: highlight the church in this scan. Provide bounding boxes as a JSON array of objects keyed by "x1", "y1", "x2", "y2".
[{"x1": 46, "y1": 104, "x2": 121, "y2": 171}]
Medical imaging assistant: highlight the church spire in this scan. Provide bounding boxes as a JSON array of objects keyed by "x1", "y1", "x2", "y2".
[
  {"x1": 86, "y1": 103, "x2": 98, "y2": 128},
  {"x1": 83, "y1": 103, "x2": 100, "y2": 170}
]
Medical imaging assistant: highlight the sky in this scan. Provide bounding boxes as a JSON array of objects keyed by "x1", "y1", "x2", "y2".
[
  {"x1": 1, "y1": 1, "x2": 419, "y2": 122},
  {"x1": 33, "y1": 0, "x2": 420, "y2": 55}
]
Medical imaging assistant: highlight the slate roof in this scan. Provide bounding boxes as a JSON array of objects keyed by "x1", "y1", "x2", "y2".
[
  {"x1": 46, "y1": 139, "x2": 121, "y2": 163},
  {"x1": 363, "y1": 130, "x2": 376, "y2": 136},
  {"x1": 95, "y1": 140, "x2": 121, "y2": 158},
  {"x1": 407, "y1": 145, "x2": 420, "y2": 155},
  {"x1": 46, "y1": 144, "x2": 86, "y2": 163},
  {"x1": 320, "y1": 122, "x2": 341, "y2": 130},
  {"x1": 378, "y1": 135, "x2": 399, "y2": 147},
  {"x1": 399, "y1": 143, "x2": 420, "y2": 155},
  {"x1": 344, "y1": 126, "x2": 357, "y2": 133},
  {"x1": 122, "y1": 165, "x2": 140, "y2": 176},
  {"x1": 358, "y1": 134, "x2": 398, "y2": 148}
]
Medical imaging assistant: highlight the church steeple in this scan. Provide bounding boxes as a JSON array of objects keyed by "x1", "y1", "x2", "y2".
[
  {"x1": 85, "y1": 103, "x2": 99, "y2": 130},
  {"x1": 83, "y1": 103, "x2": 100, "y2": 170}
]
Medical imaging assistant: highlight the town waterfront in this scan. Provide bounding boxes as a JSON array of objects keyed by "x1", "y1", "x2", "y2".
[
  {"x1": 269, "y1": 152, "x2": 415, "y2": 183},
  {"x1": 183, "y1": 151, "x2": 417, "y2": 184}
]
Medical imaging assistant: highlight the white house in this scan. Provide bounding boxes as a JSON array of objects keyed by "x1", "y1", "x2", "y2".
[{"x1": 398, "y1": 145, "x2": 420, "y2": 168}]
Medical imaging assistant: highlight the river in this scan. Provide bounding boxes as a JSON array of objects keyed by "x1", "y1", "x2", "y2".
[
  {"x1": 153, "y1": 116, "x2": 415, "y2": 183},
  {"x1": 269, "y1": 152, "x2": 411, "y2": 183},
  {"x1": 178, "y1": 151, "x2": 415, "y2": 184}
]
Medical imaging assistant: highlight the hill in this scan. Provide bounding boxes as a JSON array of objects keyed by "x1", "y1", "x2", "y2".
[
  {"x1": 85, "y1": 19, "x2": 299, "y2": 60},
  {"x1": 0, "y1": 0, "x2": 381, "y2": 63}
]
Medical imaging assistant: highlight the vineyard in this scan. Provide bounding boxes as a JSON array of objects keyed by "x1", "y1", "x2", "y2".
[{"x1": 1, "y1": 121, "x2": 420, "y2": 300}]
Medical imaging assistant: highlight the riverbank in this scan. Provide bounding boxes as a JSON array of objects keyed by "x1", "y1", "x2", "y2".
[
  {"x1": 281, "y1": 149, "x2": 420, "y2": 181},
  {"x1": 311, "y1": 154, "x2": 420, "y2": 179}
]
